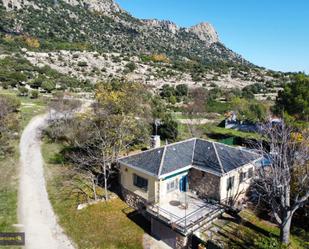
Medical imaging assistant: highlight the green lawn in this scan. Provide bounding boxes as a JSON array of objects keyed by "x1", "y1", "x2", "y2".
[
  {"x1": 42, "y1": 141, "x2": 145, "y2": 249},
  {"x1": 203, "y1": 124, "x2": 263, "y2": 141}
]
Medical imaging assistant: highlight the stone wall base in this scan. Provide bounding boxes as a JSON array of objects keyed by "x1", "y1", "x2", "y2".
[{"x1": 120, "y1": 186, "x2": 147, "y2": 210}]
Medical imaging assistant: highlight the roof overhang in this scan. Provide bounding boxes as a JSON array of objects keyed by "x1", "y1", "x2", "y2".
[
  {"x1": 158, "y1": 165, "x2": 193, "y2": 180},
  {"x1": 118, "y1": 161, "x2": 158, "y2": 178}
]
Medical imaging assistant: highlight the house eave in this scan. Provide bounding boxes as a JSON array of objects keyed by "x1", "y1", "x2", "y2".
[
  {"x1": 158, "y1": 165, "x2": 193, "y2": 180},
  {"x1": 192, "y1": 165, "x2": 223, "y2": 177},
  {"x1": 118, "y1": 161, "x2": 158, "y2": 178},
  {"x1": 221, "y1": 157, "x2": 262, "y2": 176}
]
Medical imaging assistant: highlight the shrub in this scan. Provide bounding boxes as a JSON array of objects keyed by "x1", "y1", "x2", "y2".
[
  {"x1": 77, "y1": 61, "x2": 88, "y2": 67},
  {"x1": 18, "y1": 86, "x2": 29, "y2": 96},
  {"x1": 23, "y1": 36, "x2": 40, "y2": 49},
  {"x1": 41, "y1": 80, "x2": 56, "y2": 92},
  {"x1": 253, "y1": 236, "x2": 281, "y2": 249},
  {"x1": 168, "y1": 95, "x2": 177, "y2": 104},
  {"x1": 30, "y1": 90, "x2": 39, "y2": 99},
  {"x1": 0, "y1": 94, "x2": 21, "y2": 111},
  {"x1": 175, "y1": 84, "x2": 188, "y2": 97},
  {"x1": 125, "y1": 62, "x2": 137, "y2": 72},
  {"x1": 158, "y1": 118, "x2": 178, "y2": 141},
  {"x1": 150, "y1": 54, "x2": 170, "y2": 63},
  {"x1": 29, "y1": 76, "x2": 45, "y2": 88},
  {"x1": 160, "y1": 84, "x2": 176, "y2": 98}
]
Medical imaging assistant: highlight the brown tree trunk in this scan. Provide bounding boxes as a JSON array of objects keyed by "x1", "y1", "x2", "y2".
[{"x1": 280, "y1": 212, "x2": 292, "y2": 245}]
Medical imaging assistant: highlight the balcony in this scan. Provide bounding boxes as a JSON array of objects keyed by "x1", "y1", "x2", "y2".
[{"x1": 147, "y1": 192, "x2": 224, "y2": 235}]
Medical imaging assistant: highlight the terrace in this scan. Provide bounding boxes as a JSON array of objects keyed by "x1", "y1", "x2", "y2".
[{"x1": 147, "y1": 192, "x2": 224, "y2": 235}]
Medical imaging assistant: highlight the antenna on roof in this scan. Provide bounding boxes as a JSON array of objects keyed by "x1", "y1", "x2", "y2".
[{"x1": 154, "y1": 119, "x2": 161, "y2": 136}]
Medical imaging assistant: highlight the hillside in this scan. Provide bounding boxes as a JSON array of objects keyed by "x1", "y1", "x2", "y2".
[{"x1": 0, "y1": 0, "x2": 290, "y2": 89}]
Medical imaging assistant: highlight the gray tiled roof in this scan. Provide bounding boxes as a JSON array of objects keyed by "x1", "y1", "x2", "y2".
[
  {"x1": 160, "y1": 139, "x2": 195, "y2": 175},
  {"x1": 215, "y1": 143, "x2": 259, "y2": 172},
  {"x1": 118, "y1": 138, "x2": 260, "y2": 177},
  {"x1": 119, "y1": 147, "x2": 164, "y2": 176},
  {"x1": 193, "y1": 139, "x2": 222, "y2": 174}
]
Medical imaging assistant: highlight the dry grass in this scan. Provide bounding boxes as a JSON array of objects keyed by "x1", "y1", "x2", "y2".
[
  {"x1": 42, "y1": 141, "x2": 144, "y2": 249},
  {"x1": 0, "y1": 141, "x2": 20, "y2": 249},
  {"x1": 0, "y1": 141, "x2": 19, "y2": 232}
]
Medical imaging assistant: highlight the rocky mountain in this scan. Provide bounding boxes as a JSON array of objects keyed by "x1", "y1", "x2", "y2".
[
  {"x1": 0, "y1": 0, "x2": 246, "y2": 65},
  {"x1": 189, "y1": 22, "x2": 219, "y2": 45},
  {"x1": 0, "y1": 0, "x2": 288, "y2": 90},
  {"x1": 1, "y1": 0, "x2": 122, "y2": 15}
]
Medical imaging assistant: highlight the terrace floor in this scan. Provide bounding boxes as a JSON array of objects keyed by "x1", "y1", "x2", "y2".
[{"x1": 147, "y1": 192, "x2": 224, "y2": 233}]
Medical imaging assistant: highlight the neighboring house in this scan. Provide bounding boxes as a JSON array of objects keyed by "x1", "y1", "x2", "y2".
[
  {"x1": 224, "y1": 111, "x2": 259, "y2": 132},
  {"x1": 118, "y1": 138, "x2": 261, "y2": 249}
]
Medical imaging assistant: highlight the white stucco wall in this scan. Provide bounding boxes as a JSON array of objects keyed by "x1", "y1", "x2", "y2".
[
  {"x1": 220, "y1": 163, "x2": 255, "y2": 203},
  {"x1": 120, "y1": 162, "x2": 256, "y2": 205},
  {"x1": 120, "y1": 164, "x2": 158, "y2": 202},
  {"x1": 158, "y1": 171, "x2": 188, "y2": 203}
]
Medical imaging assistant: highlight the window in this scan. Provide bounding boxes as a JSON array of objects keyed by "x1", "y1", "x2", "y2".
[
  {"x1": 227, "y1": 176, "x2": 234, "y2": 191},
  {"x1": 133, "y1": 174, "x2": 148, "y2": 191},
  {"x1": 167, "y1": 179, "x2": 178, "y2": 193},
  {"x1": 240, "y1": 172, "x2": 247, "y2": 182},
  {"x1": 248, "y1": 168, "x2": 254, "y2": 178}
]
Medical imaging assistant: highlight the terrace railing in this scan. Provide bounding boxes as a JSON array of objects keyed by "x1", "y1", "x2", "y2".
[{"x1": 146, "y1": 195, "x2": 224, "y2": 235}]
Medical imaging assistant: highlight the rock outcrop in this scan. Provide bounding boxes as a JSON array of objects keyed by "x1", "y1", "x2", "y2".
[
  {"x1": 1, "y1": 0, "x2": 40, "y2": 10},
  {"x1": 189, "y1": 22, "x2": 219, "y2": 45},
  {"x1": 143, "y1": 19, "x2": 180, "y2": 34},
  {"x1": 63, "y1": 0, "x2": 122, "y2": 15},
  {"x1": 1, "y1": 0, "x2": 122, "y2": 15},
  {"x1": 0, "y1": 0, "x2": 247, "y2": 66}
]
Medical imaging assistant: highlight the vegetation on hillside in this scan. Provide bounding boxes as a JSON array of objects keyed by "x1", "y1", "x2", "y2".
[
  {"x1": 0, "y1": 94, "x2": 20, "y2": 157},
  {"x1": 276, "y1": 74, "x2": 309, "y2": 123},
  {"x1": 0, "y1": 54, "x2": 91, "y2": 92}
]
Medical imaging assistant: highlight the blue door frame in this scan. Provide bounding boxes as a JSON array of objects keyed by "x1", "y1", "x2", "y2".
[{"x1": 179, "y1": 175, "x2": 188, "y2": 192}]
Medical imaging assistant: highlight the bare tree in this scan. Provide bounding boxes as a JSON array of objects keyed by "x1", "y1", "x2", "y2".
[
  {"x1": 66, "y1": 111, "x2": 148, "y2": 201},
  {"x1": 252, "y1": 124, "x2": 309, "y2": 245},
  {"x1": 185, "y1": 87, "x2": 207, "y2": 137},
  {"x1": 45, "y1": 82, "x2": 151, "y2": 202}
]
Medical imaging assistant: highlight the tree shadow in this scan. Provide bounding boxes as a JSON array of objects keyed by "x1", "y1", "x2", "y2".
[
  {"x1": 220, "y1": 214, "x2": 278, "y2": 238},
  {"x1": 216, "y1": 230, "x2": 247, "y2": 249}
]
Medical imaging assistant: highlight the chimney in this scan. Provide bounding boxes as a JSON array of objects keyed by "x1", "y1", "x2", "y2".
[{"x1": 151, "y1": 135, "x2": 161, "y2": 149}]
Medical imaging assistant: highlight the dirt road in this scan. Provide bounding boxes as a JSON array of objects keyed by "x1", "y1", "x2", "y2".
[{"x1": 19, "y1": 114, "x2": 75, "y2": 249}]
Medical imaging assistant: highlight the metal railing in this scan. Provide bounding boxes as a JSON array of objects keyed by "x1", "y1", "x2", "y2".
[{"x1": 146, "y1": 195, "x2": 224, "y2": 234}]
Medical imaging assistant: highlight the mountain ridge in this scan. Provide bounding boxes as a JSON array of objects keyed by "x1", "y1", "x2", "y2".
[
  {"x1": 0, "y1": 0, "x2": 289, "y2": 90},
  {"x1": 0, "y1": 0, "x2": 247, "y2": 66}
]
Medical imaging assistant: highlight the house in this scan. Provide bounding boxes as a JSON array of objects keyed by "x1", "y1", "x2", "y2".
[
  {"x1": 118, "y1": 138, "x2": 261, "y2": 249},
  {"x1": 224, "y1": 111, "x2": 259, "y2": 133}
]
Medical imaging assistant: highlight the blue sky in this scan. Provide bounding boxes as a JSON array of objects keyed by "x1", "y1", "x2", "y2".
[{"x1": 116, "y1": 0, "x2": 309, "y2": 73}]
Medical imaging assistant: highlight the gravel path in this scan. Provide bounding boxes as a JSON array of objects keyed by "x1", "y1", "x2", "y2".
[{"x1": 19, "y1": 114, "x2": 75, "y2": 249}]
